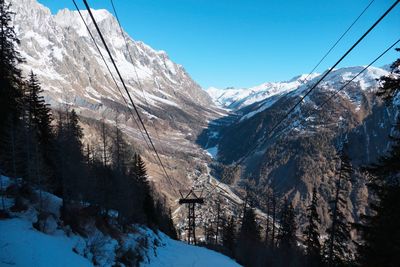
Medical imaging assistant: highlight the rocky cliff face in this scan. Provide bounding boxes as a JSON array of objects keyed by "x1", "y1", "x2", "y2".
[
  {"x1": 11, "y1": 0, "x2": 226, "y2": 204},
  {"x1": 13, "y1": 0, "x2": 213, "y2": 113}
]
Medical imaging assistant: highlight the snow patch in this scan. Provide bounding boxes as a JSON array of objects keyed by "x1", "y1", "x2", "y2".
[
  {"x1": 52, "y1": 46, "x2": 63, "y2": 61},
  {"x1": 206, "y1": 146, "x2": 218, "y2": 159}
]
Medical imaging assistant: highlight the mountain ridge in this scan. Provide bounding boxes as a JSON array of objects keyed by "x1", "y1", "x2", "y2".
[
  {"x1": 205, "y1": 66, "x2": 388, "y2": 112},
  {"x1": 11, "y1": 0, "x2": 228, "y2": 208},
  {"x1": 198, "y1": 64, "x2": 396, "y2": 231},
  {"x1": 13, "y1": 0, "x2": 214, "y2": 112}
]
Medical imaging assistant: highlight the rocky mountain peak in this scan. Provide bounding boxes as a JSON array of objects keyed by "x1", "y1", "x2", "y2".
[
  {"x1": 12, "y1": 0, "x2": 214, "y2": 113},
  {"x1": 11, "y1": 0, "x2": 221, "y2": 204}
]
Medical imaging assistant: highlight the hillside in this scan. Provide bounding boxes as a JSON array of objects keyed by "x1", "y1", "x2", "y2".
[
  {"x1": 200, "y1": 66, "x2": 397, "y2": 228},
  {"x1": 0, "y1": 176, "x2": 240, "y2": 267}
]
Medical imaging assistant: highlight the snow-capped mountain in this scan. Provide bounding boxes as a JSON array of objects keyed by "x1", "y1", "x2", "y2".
[
  {"x1": 239, "y1": 66, "x2": 389, "y2": 122},
  {"x1": 13, "y1": 0, "x2": 212, "y2": 112},
  {"x1": 11, "y1": 0, "x2": 228, "y2": 205},
  {"x1": 201, "y1": 65, "x2": 391, "y2": 160},
  {"x1": 205, "y1": 65, "x2": 388, "y2": 112},
  {"x1": 199, "y1": 64, "x2": 396, "y2": 229},
  {"x1": 205, "y1": 73, "x2": 320, "y2": 110}
]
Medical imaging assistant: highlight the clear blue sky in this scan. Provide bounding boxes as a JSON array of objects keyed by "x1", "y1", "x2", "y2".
[{"x1": 38, "y1": 0, "x2": 400, "y2": 89}]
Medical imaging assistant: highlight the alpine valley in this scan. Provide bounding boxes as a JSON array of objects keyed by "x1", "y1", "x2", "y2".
[{"x1": 7, "y1": 0, "x2": 400, "y2": 264}]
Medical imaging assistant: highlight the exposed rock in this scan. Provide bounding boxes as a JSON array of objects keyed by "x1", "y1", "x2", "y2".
[{"x1": 11, "y1": 0, "x2": 225, "y2": 206}]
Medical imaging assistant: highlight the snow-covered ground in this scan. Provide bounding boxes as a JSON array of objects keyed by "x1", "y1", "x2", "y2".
[
  {"x1": 206, "y1": 146, "x2": 219, "y2": 159},
  {"x1": 144, "y1": 232, "x2": 240, "y2": 267},
  {"x1": 0, "y1": 175, "x2": 241, "y2": 267},
  {"x1": 0, "y1": 218, "x2": 240, "y2": 267},
  {"x1": 0, "y1": 218, "x2": 94, "y2": 267}
]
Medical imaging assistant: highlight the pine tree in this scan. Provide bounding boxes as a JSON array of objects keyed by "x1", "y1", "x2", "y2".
[
  {"x1": 166, "y1": 207, "x2": 178, "y2": 239},
  {"x1": 264, "y1": 195, "x2": 271, "y2": 246},
  {"x1": 133, "y1": 154, "x2": 147, "y2": 181},
  {"x1": 112, "y1": 119, "x2": 125, "y2": 173},
  {"x1": 324, "y1": 149, "x2": 353, "y2": 267},
  {"x1": 25, "y1": 72, "x2": 53, "y2": 146},
  {"x1": 0, "y1": 0, "x2": 24, "y2": 134},
  {"x1": 151, "y1": 199, "x2": 177, "y2": 238},
  {"x1": 100, "y1": 119, "x2": 109, "y2": 167},
  {"x1": 278, "y1": 199, "x2": 297, "y2": 249},
  {"x1": 222, "y1": 216, "x2": 236, "y2": 256},
  {"x1": 132, "y1": 154, "x2": 156, "y2": 225},
  {"x1": 304, "y1": 187, "x2": 322, "y2": 266},
  {"x1": 204, "y1": 219, "x2": 215, "y2": 244},
  {"x1": 236, "y1": 204, "x2": 261, "y2": 266},
  {"x1": 56, "y1": 109, "x2": 84, "y2": 206},
  {"x1": 356, "y1": 51, "x2": 400, "y2": 267},
  {"x1": 54, "y1": 112, "x2": 66, "y2": 197},
  {"x1": 376, "y1": 48, "x2": 400, "y2": 102},
  {"x1": 0, "y1": 0, "x2": 25, "y2": 179},
  {"x1": 23, "y1": 72, "x2": 56, "y2": 190},
  {"x1": 215, "y1": 201, "x2": 222, "y2": 245},
  {"x1": 240, "y1": 202, "x2": 261, "y2": 244},
  {"x1": 86, "y1": 143, "x2": 92, "y2": 166}
]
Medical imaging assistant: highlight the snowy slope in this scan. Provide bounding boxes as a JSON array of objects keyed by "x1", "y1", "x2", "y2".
[
  {"x1": 0, "y1": 176, "x2": 240, "y2": 267},
  {"x1": 0, "y1": 219, "x2": 94, "y2": 267},
  {"x1": 0, "y1": 218, "x2": 240, "y2": 267},
  {"x1": 145, "y1": 232, "x2": 240, "y2": 267}
]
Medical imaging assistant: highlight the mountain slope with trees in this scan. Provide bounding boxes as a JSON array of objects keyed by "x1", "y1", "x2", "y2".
[{"x1": 0, "y1": 1, "x2": 201, "y2": 265}]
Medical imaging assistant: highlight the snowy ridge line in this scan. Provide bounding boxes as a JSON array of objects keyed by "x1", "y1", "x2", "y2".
[
  {"x1": 205, "y1": 73, "x2": 317, "y2": 110},
  {"x1": 206, "y1": 66, "x2": 388, "y2": 121},
  {"x1": 245, "y1": 0, "x2": 400, "y2": 148},
  {"x1": 316, "y1": 38, "x2": 400, "y2": 112}
]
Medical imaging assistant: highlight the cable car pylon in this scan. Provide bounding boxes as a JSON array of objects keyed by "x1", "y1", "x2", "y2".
[{"x1": 179, "y1": 189, "x2": 204, "y2": 245}]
